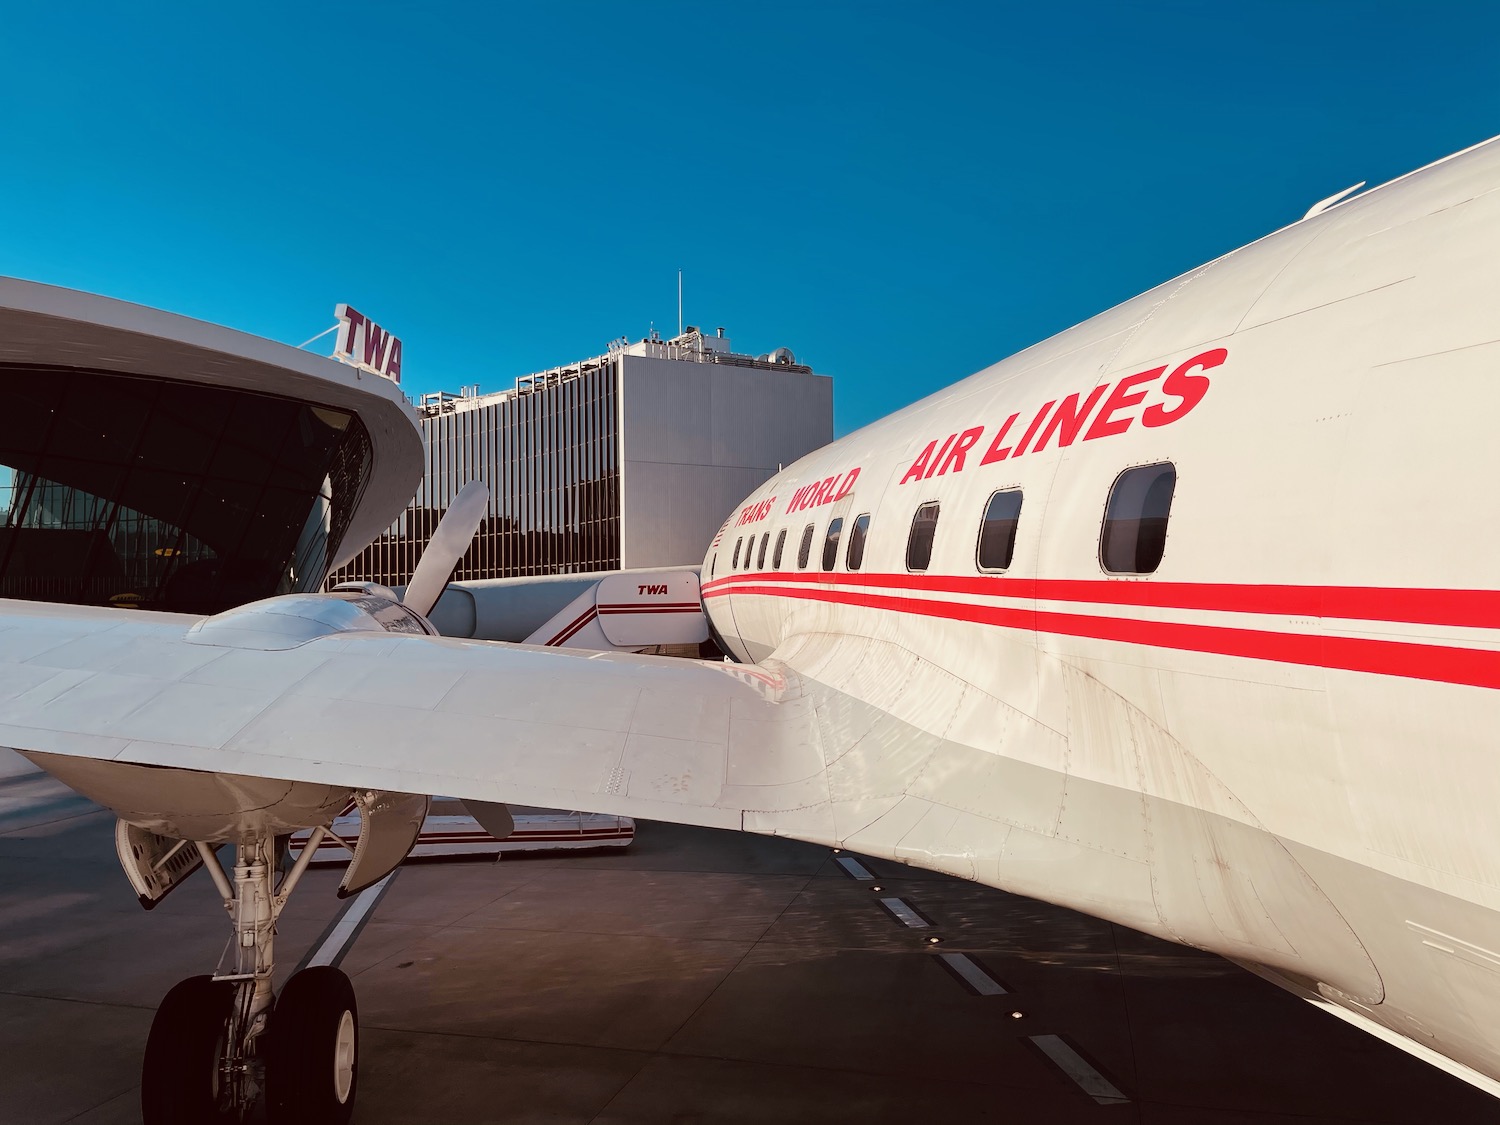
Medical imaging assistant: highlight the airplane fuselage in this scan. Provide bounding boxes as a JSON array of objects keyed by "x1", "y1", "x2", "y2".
[{"x1": 700, "y1": 139, "x2": 1500, "y2": 1084}]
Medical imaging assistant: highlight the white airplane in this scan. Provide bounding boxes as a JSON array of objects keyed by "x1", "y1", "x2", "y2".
[{"x1": 9, "y1": 135, "x2": 1500, "y2": 1123}]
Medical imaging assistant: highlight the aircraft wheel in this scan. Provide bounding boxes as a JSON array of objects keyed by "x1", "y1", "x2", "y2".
[
  {"x1": 267, "y1": 966, "x2": 359, "y2": 1125},
  {"x1": 140, "y1": 975, "x2": 238, "y2": 1124}
]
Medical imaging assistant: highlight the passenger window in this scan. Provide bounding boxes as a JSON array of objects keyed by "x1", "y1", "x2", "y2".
[
  {"x1": 906, "y1": 502, "x2": 940, "y2": 572},
  {"x1": 797, "y1": 523, "x2": 815, "y2": 568},
  {"x1": 821, "y1": 518, "x2": 843, "y2": 571},
  {"x1": 1100, "y1": 462, "x2": 1176, "y2": 574},
  {"x1": 846, "y1": 513, "x2": 870, "y2": 571},
  {"x1": 772, "y1": 528, "x2": 788, "y2": 569},
  {"x1": 732, "y1": 538, "x2": 742, "y2": 569},
  {"x1": 756, "y1": 532, "x2": 769, "y2": 570},
  {"x1": 976, "y1": 489, "x2": 1023, "y2": 572}
]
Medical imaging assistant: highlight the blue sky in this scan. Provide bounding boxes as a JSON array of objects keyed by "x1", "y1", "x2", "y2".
[{"x1": 2, "y1": 2, "x2": 1497, "y2": 435}]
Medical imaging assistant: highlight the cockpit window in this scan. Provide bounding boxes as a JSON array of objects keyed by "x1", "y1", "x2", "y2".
[
  {"x1": 846, "y1": 513, "x2": 870, "y2": 571},
  {"x1": 756, "y1": 532, "x2": 769, "y2": 570},
  {"x1": 772, "y1": 528, "x2": 788, "y2": 569},
  {"x1": 732, "y1": 538, "x2": 742, "y2": 569},
  {"x1": 1100, "y1": 463, "x2": 1175, "y2": 574}
]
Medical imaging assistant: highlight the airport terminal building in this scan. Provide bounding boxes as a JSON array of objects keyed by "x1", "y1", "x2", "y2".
[
  {"x1": 0, "y1": 278, "x2": 420, "y2": 615},
  {"x1": 328, "y1": 328, "x2": 832, "y2": 587}
]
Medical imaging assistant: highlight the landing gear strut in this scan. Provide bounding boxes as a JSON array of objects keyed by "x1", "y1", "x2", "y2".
[{"x1": 140, "y1": 830, "x2": 358, "y2": 1125}]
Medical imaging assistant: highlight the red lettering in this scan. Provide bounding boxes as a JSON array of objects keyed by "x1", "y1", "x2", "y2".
[
  {"x1": 816, "y1": 475, "x2": 838, "y2": 505},
  {"x1": 923, "y1": 433, "x2": 957, "y2": 480},
  {"x1": 1011, "y1": 400, "x2": 1056, "y2": 459},
  {"x1": 786, "y1": 485, "x2": 810, "y2": 514},
  {"x1": 1142, "y1": 348, "x2": 1224, "y2": 427},
  {"x1": 979, "y1": 413, "x2": 1020, "y2": 465},
  {"x1": 1083, "y1": 367, "x2": 1166, "y2": 441},
  {"x1": 901, "y1": 441, "x2": 937, "y2": 485},
  {"x1": 1033, "y1": 386, "x2": 1109, "y2": 452},
  {"x1": 935, "y1": 426, "x2": 984, "y2": 476},
  {"x1": 833, "y1": 466, "x2": 860, "y2": 500},
  {"x1": 363, "y1": 323, "x2": 389, "y2": 371},
  {"x1": 337, "y1": 306, "x2": 365, "y2": 356},
  {"x1": 385, "y1": 337, "x2": 402, "y2": 382}
]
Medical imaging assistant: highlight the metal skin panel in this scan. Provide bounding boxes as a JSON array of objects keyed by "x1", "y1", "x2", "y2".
[{"x1": 9, "y1": 138, "x2": 1500, "y2": 1091}]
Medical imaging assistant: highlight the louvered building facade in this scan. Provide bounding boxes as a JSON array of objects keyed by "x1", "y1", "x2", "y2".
[{"x1": 329, "y1": 329, "x2": 832, "y2": 587}]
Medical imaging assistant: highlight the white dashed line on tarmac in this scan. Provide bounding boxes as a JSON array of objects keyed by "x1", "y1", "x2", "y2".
[
  {"x1": 937, "y1": 952, "x2": 1008, "y2": 995},
  {"x1": 835, "y1": 855, "x2": 874, "y2": 880},
  {"x1": 879, "y1": 896, "x2": 931, "y2": 928},
  {"x1": 1027, "y1": 1033, "x2": 1130, "y2": 1104}
]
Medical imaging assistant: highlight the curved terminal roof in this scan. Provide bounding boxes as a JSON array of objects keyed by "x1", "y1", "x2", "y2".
[{"x1": 0, "y1": 277, "x2": 423, "y2": 570}]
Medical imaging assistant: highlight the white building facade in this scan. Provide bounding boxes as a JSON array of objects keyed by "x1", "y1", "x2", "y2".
[{"x1": 330, "y1": 328, "x2": 832, "y2": 585}]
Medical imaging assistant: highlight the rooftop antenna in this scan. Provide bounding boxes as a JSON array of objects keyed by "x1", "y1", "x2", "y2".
[{"x1": 677, "y1": 270, "x2": 683, "y2": 337}]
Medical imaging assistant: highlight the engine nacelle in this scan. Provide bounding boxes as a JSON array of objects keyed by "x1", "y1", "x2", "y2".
[{"x1": 186, "y1": 585, "x2": 437, "y2": 651}]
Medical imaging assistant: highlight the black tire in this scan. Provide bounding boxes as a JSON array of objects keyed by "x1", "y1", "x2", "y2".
[
  {"x1": 141, "y1": 975, "x2": 237, "y2": 1125},
  {"x1": 266, "y1": 966, "x2": 359, "y2": 1125}
]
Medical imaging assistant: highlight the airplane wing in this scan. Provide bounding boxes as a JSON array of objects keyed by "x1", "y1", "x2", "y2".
[{"x1": 0, "y1": 597, "x2": 838, "y2": 841}]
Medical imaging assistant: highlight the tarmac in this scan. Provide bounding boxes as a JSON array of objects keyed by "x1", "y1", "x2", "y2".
[{"x1": 2, "y1": 748, "x2": 1497, "y2": 1125}]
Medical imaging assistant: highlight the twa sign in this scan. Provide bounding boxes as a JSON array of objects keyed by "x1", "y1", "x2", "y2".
[{"x1": 334, "y1": 304, "x2": 403, "y2": 383}]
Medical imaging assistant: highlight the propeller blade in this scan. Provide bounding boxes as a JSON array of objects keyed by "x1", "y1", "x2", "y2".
[{"x1": 402, "y1": 480, "x2": 490, "y2": 619}]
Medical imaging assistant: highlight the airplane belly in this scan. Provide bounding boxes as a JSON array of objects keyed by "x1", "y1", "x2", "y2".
[{"x1": 19, "y1": 749, "x2": 350, "y2": 843}]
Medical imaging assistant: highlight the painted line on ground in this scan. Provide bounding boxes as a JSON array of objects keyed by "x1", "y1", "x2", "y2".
[
  {"x1": 297, "y1": 871, "x2": 398, "y2": 972},
  {"x1": 835, "y1": 855, "x2": 874, "y2": 880},
  {"x1": 1027, "y1": 1034, "x2": 1130, "y2": 1105},
  {"x1": 937, "y1": 951, "x2": 1008, "y2": 995},
  {"x1": 879, "y1": 896, "x2": 931, "y2": 929}
]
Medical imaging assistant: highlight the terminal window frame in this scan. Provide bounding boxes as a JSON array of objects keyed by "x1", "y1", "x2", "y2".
[
  {"x1": 1099, "y1": 462, "x2": 1176, "y2": 575},
  {"x1": 756, "y1": 532, "x2": 770, "y2": 570},
  {"x1": 976, "y1": 489, "x2": 1024, "y2": 572},
  {"x1": 797, "y1": 523, "x2": 816, "y2": 569},
  {"x1": 906, "y1": 502, "x2": 941, "y2": 573},
  {"x1": 846, "y1": 513, "x2": 871, "y2": 571},
  {"x1": 772, "y1": 527, "x2": 788, "y2": 569},
  {"x1": 821, "y1": 517, "x2": 844, "y2": 572},
  {"x1": 732, "y1": 537, "x2": 743, "y2": 570}
]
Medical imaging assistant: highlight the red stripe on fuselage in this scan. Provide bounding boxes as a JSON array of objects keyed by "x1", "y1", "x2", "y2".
[
  {"x1": 705, "y1": 578, "x2": 1500, "y2": 691},
  {"x1": 701, "y1": 571, "x2": 1500, "y2": 630}
]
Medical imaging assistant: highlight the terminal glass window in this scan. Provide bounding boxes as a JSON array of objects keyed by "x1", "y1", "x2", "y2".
[
  {"x1": 772, "y1": 528, "x2": 788, "y2": 569},
  {"x1": 846, "y1": 513, "x2": 870, "y2": 571},
  {"x1": 756, "y1": 532, "x2": 769, "y2": 570},
  {"x1": 977, "y1": 490, "x2": 1023, "y2": 572},
  {"x1": 906, "y1": 502, "x2": 940, "y2": 572},
  {"x1": 797, "y1": 524, "x2": 815, "y2": 569},
  {"x1": 821, "y1": 518, "x2": 843, "y2": 571},
  {"x1": 1100, "y1": 463, "x2": 1176, "y2": 574},
  {"x1": 0, "y1": 364, "x2": 372, "y2": 614}
]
